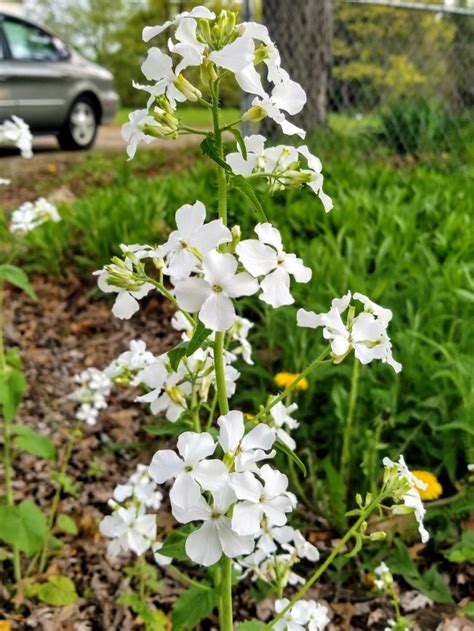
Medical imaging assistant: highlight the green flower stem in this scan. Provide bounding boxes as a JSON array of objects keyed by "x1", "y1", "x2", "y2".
[
  {"x1": 166, "y1": 564, "x2": 213, "y2": 591},
  {"x1": 206, "y1": 390, "x2": 218, "y2": 429},
  {"x1": 253, "y1": 348, "x2": 330, "y2": 422},
  {"x1": 0, "y1": 281, "x2": 22, "y2": 583},
  {"x1": 37, "y1": 423, "x2": 81, "y2": 574},
  {"x1": 148, "y1": 279, "x2": 195, "y2": 327},
  {"x1": 210, "y1": 76, "x2": 232, "y2": 631},
  {"x1": 264, "y1": 499, "x2": 380, "y2": 630},
  {"x1": 340, "y1": 359, "x2": 360, "y2": 486},
  {"x1": 179, "y1": 125, "x2": 209, "y2": 135}
]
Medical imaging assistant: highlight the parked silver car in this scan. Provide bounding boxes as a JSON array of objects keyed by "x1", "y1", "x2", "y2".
[{"x1": 0, "y1": 12, "x2": 119, "y2": 150}]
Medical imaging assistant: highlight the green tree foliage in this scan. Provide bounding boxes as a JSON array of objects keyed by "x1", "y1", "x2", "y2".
[{"x1": 332, "y1": 3, "x2": 457, "y2": 110}]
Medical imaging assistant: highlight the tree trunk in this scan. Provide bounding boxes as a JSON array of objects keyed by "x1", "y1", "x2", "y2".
[{"x1": 262, "y1": 0, "x2": 333, "y2": 133}]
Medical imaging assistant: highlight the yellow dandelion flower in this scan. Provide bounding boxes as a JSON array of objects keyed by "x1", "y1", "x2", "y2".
[
  {"x1": 274, "y1": 371, "x2": 309, "y2": 392},
  {"x1": 412, "y1": 471, "x2": 442, "y2": 501}
]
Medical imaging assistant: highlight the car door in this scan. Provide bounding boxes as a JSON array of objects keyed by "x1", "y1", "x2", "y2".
[{"x1": 0, "y1": 15, "x2": 72, "y2": 130}]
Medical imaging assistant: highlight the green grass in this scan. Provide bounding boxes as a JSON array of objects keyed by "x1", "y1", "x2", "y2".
[
  {"x1": 7, "y1": 128, "x2": 474, "y2": 526},
  {"x1": 114, "y1": 106, "x2": 240, "y2": 129}
]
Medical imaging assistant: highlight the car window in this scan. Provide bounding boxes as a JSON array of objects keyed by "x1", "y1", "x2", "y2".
[{"x1": 3, "y1": 18, "x2": 60, "y2": 61}]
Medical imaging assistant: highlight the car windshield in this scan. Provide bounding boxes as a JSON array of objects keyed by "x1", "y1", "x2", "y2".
[{"x1": 3, "y1": 18, "x2": 60, "y2": 61}]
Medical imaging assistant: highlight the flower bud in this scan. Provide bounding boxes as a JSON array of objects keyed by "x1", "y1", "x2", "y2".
[
  {"x1": 200, "y1": 59, "x2": 218, "y2": 85},
  {"x1": 174, "y1": 74, "x2": 202, "y2": 102},
  {"x1": 254, "y1": 43, "x2": 269, "y2": 65},
  {"x1": 242, "y1": 106, "x2": 267, "y2": 123},
  {"x1": 368, "y1": 531, "x2": 386, "y2": 541}
]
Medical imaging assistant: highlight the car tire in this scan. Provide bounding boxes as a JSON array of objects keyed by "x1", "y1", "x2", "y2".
[{"x1": 57, "y1": 96, "x2": 98, "y2": 151}]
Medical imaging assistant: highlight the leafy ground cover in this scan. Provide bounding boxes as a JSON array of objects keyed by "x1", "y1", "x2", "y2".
[{"x1": 1, "y1": 129, "x2": 473, "y2": 628}]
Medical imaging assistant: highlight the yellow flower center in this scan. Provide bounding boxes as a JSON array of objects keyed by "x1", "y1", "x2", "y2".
[{"x1": 411, "y1": 470, "x2": 442, "y2": 501}]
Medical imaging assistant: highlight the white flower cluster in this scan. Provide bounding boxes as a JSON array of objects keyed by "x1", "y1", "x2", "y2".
[
  {"x1": 99, "y1": 463, "x2": 169, "y2": 561},
  {"x1": 9, "y1": 198, "x2": 60, "y2": 235},
  {"x1": 227, "y1": 135, "x2": 333, "y2": 212},
  {"x1": 373, "y1": 561, "x2": 394, "y2": 592},
  {"x1": 382, "y1": 455, "x2": 429, "y2": 543},
  {"x1": 69, "y1": 339, "x2": 156, "y2": 426},
  {"x1": 273, "y1": 598, "x2": 330, "y2": 631},
  {"x1": 0, "y1": 115, "x2": 33, "y2": 159},
  {"x1": 298, "y1": 291, "x2": 402, "y2": 373}
]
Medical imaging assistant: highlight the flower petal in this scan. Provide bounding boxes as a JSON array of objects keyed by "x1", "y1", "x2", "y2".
[
  {"x1": 217, "y1": 517, "x2": 255, "y2": 557},
  {"x1": 113, "y1": 291, "x2": 140, "y2": 319},
  {"x1": 236, "y1": 240, "x2": 277, "y2": 277},
  {"x1": 199, "y1": 292, "x2": 236, "y2": 332},
  {"x1": 231, "y1": 501, "x2": 263, "y2": 536},
  {"x1": 186, "y1": 520, "x2": 222, "y2": 566},
  {"x1": 177, "y1": 431, "x2": 216, "y2": 464},
  {"x1": 174, "y1": 278, "x2": 211, "y2": 312},
  {"x1": 218, "y1": 410, "x2": 245, "y2": 453},
  {"x1": 149, "y1": 449, "x2": 184, "y2": 483}
]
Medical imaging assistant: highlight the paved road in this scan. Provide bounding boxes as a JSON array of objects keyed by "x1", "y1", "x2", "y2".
[{"x1": 0, "y1": 125, "x2": 202, "y2": 181}]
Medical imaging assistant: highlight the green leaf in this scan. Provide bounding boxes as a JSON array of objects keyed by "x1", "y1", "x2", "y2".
[
  {"x1": 0, "y1": 264, "x2": 37, "y2": 300},
  {"x1": 443, "y1": 530, "x2": 474, "y2": 563},
  {"x1": 159, "y1": 526, "x2": 194, "y2": 561},
  {"x1": 0, "y1": 368, "x2": 26, "y2": 422},
  {"x1": 232, "y1": 175, "x2": 268, "y2": 222},
  {"x1": 118, "y1": 592, "x2": 168, "y2": 630},
  {"x1": 238, "y1": 621, "x2": 266, "y2": 630},
  {"x1": 229, "y1": 128, "x2": 247, "y2": 159},
  {"x1": 144, "y1": 421, "x2": 190, "y2": 436},
  {"x1": 459, "y1": 601, "x2": 474, "y2": 616},
  {"x1": 186, "y1": 321, "x2": 211, "y2": 356},
  {"x1": 50, "y1": 472, "x2": 81, "y2": 498},
  {"x1": 172, "y1": 584, "x2": 218, "y2": 630},
  {"x1": 168, "y1": 343, "x2": 188, "y2": 372},
  {"x1": 13, "y1": 424, "x2": 56, "y2": 461},
  {"x1": 0, "y1": 500, "x2": 47, "y2": 555},
  {"x1": 275, "y1": 438, "x2": 307, "y2": 477},
  {"x1": 322, "y1": 458, "x2": 348, "y2": 532},
  {"x1": 56, "y1": 514, "x2": 78, "y2": 536},
  {"x1": 26, "y1": 575, "x2": 78, "y2": 606},
  {"x1": 200, "y1": 134, "x2": 231, "y2": 171}
]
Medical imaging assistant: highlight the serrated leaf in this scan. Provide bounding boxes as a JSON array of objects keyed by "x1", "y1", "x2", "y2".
[
  {"x1": 186, "y1": 321, "x2": 211, "y2": 356},
  {"x1": 13, "y1": 424, "x2": 56, "y2": 461},
  {"x1": 0, "y1": 264, "x2": 37, "y2": 300},
  {"x1": 26, "y1": 575, "x2": 78, "y2": 606},
  {"x1": 172, "y1": 584, "x2": 218, "y2": 630},
  {"x1": 232, "y1": 175, "x2": 268, "y2": 222},
  {"x1": 0, "y1": 500, "x2": 47, "y2": 555},
  {"x1": 200, "y1": 134, "x2": 231, "y2": 171},
  {"x1": 56, "y1": 514, "x2": 78, "y2": 536},
  {"x1": 275, "y1": 438, "x2": 307, "y2": 477}
]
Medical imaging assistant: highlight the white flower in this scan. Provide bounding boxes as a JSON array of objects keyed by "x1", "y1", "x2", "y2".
[
  {"x1": 142, "y1": 7, "x2": 216, "y2": 42},
  {"x1": 153, "y1": 541, "x2": 172, "y2": 566},
  {"x1": 383, "y1": 455, "x2": 429, "y2": 543},
  {"x1": 297, "y1": 291, "x2": 402, "y2": 372},
  {"x1": 69, "y1": 368, "x2": 112, "y2": 426},
  {"x1": 9, "y1": 198, "x2": 60, "y2": 234},
  {"x1": 226, "y1": 134, "x2": 266, "y2": 176},
  {"x1": 121, "y1": 108, "x2": 163, "y2": 159},
  {"x1": 94, "y1": 255, "x2": 154, "y2": 320},
  {"x1": 105, "y1": 339, "x2": 156, "y2": 379},
  {"x1": 157, "y1": 201, "x2": 231, "y2": 280},
  {"x1": 296, "y1": 145, "x2": 333, "y2": 212},
  {"x1": 237, "y1": 223, "x2": 311, "y2": 308},
  {"x1": 273, "y1": 599, "x2": 308, "y2": 631},
  {"x1": 269, "y1": 401, "x2": 299, "y2": 450},
  {"x1": 137, "y1": 361, "x2": 191, "y2": 421},
  {"x1": 0, "y1": 115, "x2": 33, "y2": 158},
  {"x1": 149, "y1": 431, "x2": 227, "y2": 493},
  {"x1": 113, "y1": 464, "x2": 163, "y2": 510},
  {"x1": 218, "y1": 410, "x2": 276, "y2": 472},
  {"x1": 230, "y1": 464, "x2": 293, "y2": 536},
  {"x1": 100, "y1": 504, "x2": 156, "y2": 556},
  {"x1": 301, "y1": 600, "x2": 330, "y2": 631},
  {"x1": 284, "y1": 529, "x2": 320, "y2": 563},
  {"x1": 140, "y1": 48, "x2": 189, "y2": 108},
  {"x1": 174, "y1": 251, "x2": 258, "y2": 331},
  {"x1": 228, "y1": 316, "x2": 254, "y2": 365},
  {"x1": 173, "y1": 480, "x2": 254, "y2": 567},
  {"x1": 246, "y1": 71, "x2": 306, "y2": 139}
]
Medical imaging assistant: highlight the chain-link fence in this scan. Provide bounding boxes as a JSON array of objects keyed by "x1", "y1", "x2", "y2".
[{"x1": 328, "y1": 0, "x2": 474, "y2": 159}]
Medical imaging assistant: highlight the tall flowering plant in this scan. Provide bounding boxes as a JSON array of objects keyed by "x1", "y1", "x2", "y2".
[{"x1": 96, "y1": 8, "x2": 428, "y2": 629}]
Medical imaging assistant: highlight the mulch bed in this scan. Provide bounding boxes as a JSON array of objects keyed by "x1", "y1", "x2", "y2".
[{"x1": 0, "y1": 277, "x2": 471, "y2": 630}]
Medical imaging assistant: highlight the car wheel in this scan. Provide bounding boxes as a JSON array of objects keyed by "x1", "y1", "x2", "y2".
[{"x1": 57, "y1": 97, "x2": 98, "y2": 151}]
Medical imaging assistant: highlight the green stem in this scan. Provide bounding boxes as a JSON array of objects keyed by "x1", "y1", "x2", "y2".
[
  {"x1": 148, "y1": 278, "x2": 195, "y2": 327},
  {"x1": 191, "y1": 384, "x2": 201, "y2": 433},
  {"x1": 206, "y1": 390, "x2": 218, "y2": 429},
  {"x1": 0, "y1": 281, "x2": 21, "y2": 582},
  {"x1": 254, "y1": 348, "x2": 330, "y2": 422},
  {"x1": 264, "y1": 500, "x2": 379, "y2": 630},
  {"x1": 37, "y1": 424, "x2": 81, "y2": 574},
  {"x1": 220, "y1": 556, "x2": 233, "y2": 631},
  {"x1": 211, "y1": 76, "x2": 233, "y2": 631},
  {"x1": 166, "y1": 564, "x2": 212, "y2": 591},
  {"x1": 340, "y1": 359, "x2": 360, "y2": 486}
]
